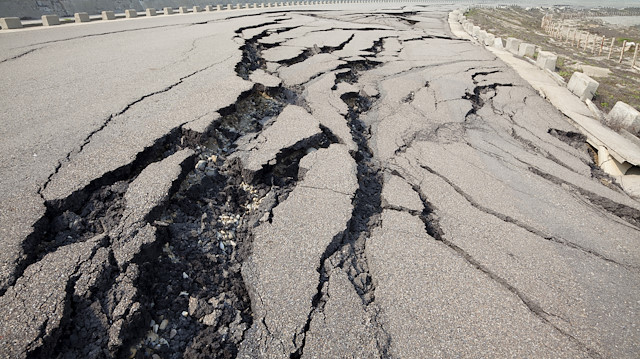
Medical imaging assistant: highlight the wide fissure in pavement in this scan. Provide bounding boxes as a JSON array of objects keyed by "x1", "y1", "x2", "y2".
[{"x1": 2, "y1": 126, "x2": 186, "y2": 298}]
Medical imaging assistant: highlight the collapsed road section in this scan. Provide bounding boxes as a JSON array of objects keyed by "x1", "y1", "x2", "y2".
[{"x1": 0, "y1": 3, "x2": 639, "y2": 359}]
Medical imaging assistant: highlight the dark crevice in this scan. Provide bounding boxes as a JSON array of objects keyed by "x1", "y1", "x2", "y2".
[
  {"x1": 307, "y1": 27, "x2": 392, "y2": 33},
  {"x1": 393, "y1": 169, "x2": 604, "y2": 359},
  {"x1": 11, "y1": 44, "x2": 303, "y2": 356},
  {"x1": 418, "y1": 163, "x2": 633, "y2": 268},
  {"x1": 121, "y1": 88, "x2": 297, "y2": 359},
  {"x1": 22, "y1": 128, "x2": 197, "y2": 358},
  {"x1": 259, "y1": 131, "x2": 334, "y2": 187},
  {"x1": 529, "y1": 167, "x2": 640, "y2": 231},
  {"x1": 5, "y1": 125, "x2": 187, "y2": 297},
  {"x1": 463, "y1": 82, "x2": 514, "y2": 119},
  {"x1": 30, "y1": 239, "x2": 109, "y2": 359},
  {"x1": 215, "y1": 84, "x2": 305, "y2": 152},
  {"x1": 233, "y1": 21, "x2": 280, "y2": 35},
  {"x1": 402, "y1": 34, "x2": 468, "y2": 42},
  {"x1": 120, "y1": 39, "x2": 323, "y2": 356},
  {"x1": 364, "y1": 38, "x2": 384, "y2": 54},
  {"x1": 277, "y1": 33, "x2": 355, "y2": 66},
  {"x1": 398, "y1": 16, "x2": 419, "y2": 26},
  {"x1": 548, "y1": 129, "x2": 624, "y2": 191},
  {"x1": 425, "y1": 220, "x2": 603, "y2": 359},
  {"x1": 234, "y1": 24, "x2": 304, "y2": 79},
  {"x1": 0, "y1": 47, "x2": 40, "y2": 64},
  {"x1": 401, "y1": 91, "x2": 415, "y2": 103},
  {"x1": 548, "y1": 128, "x2": 587, "y2": 149},
  {"x1": 510, "y1": 128, "x2": 575, "y2": 173},
  {"x1": 334, "y1": 60, "x2": 383, "y2": 85},
  {"x1": 292, "y1": 76, "x2": 389, "y2": 357},
  {"x1": 40, "y1": 61, "x2": 223, "y2": 203}
]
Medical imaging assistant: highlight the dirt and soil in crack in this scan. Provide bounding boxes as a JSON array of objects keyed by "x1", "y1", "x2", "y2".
[
  {"x1": 126, "y1": 24, "x2": 390, "y2": 359},
  {"x1": 18, "y1": 128, "x2": 195, "y2": 359},
  {"x1": 18, "y1": 27, "x2": 336, "y2": 358},
  {"x1": 463, "y1": 75, "x2": 635, "y2": 231},
  {"x1": 119, "y1": 83, "x2": 336, "y2": 359},
  {"x1": 114, "y1": 25, "x2": 358, "y2": 357},
  {"x1": 292, "y1": 67, "x2": 391, "y2": 357}
]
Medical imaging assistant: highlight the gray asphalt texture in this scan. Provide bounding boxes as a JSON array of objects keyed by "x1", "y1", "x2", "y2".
[{"x1": 1, "y1": 3, "x2": 639, "y2": 359}]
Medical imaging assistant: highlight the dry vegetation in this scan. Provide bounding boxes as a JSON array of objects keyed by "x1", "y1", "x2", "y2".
[{"x1": 466, "y1": 6, "x2": 640, "y2": 114}]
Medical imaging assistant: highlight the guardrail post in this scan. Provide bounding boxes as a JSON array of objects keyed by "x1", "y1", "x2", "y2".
[
  {"x1": 42, "y1": 15, "x2": 60, "y2": 26},
  {"x1": 101, "y1": 11, "x2": 116, "y2": 20},
  {"x1": 74, "y1": 12, "x2": 90, "y2": 23},
  {"x1": 0, "y1": 17, "x2": 22, "y2": 29}
]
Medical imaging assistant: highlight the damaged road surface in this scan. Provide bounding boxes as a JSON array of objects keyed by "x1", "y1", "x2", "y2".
[{"x1": 1, "y1": 3, "x2": 639, "y2": 359}]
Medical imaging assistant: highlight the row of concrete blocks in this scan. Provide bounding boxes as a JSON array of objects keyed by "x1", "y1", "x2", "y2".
[
  {"x1": 453, "y1": 9, "x2": 640, "y2": 131},
  {"x1": 455, "y1": 10, "x2": 601, "y2": 102},
  {"x1": 0, "y1": 1, "x2": 347, "y2": 29}
]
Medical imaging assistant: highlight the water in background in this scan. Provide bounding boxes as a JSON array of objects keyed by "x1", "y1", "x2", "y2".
[
  {"x1": 597, "y1": 16, "x2": 640, "y2": 26},
  {"x1": 462, "y1": 0, "x2": 640, "y2": 8}
]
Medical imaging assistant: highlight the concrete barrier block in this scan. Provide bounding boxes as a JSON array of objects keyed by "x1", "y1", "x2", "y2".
[
  {"x1": 609, "y1": 102, "x2": 640, "y2": 133},
  {"x1": 216, "y1": 5, "x2": 222, "y2": 10},
  {"x1": 146, "y1": 8, "x2": 157, "y2": 16},
  {"x1": 478, "y1": 30, "x2": 487, "y2": 42},
  {"x1": 505, "y1": 37, "x2": 522, "y2": 54},
  {"x1": 164, "y1": 7, "x2": 174, "y2": 15},
  {"x1": 205, "y1": 5, "x2": 213, "y2": 11},
  {"x1": 102, "y1": 11, "x2": 115, "y2": 20},
  {"x1": 74, "y1": 12, "x2": 90, "y2": 23},
  {"x1": 518, "y1": 43, "x2": 536, "y2": 58},
  {"x1": 567, "y1": 72, "x2": 599, "y2": 101},
  {"x1": 42, "y1": 14, "x2": 60, "y2": 26},
  {"x1": 1, "y1": 17, "x2": 23, "y2": 29},
  {"x1": 493, "y1": 37, "x2": 504, "y2": 49},
  {"x1": 236, "y1": 4, "x2": 241, "y2": 9},
  {"x1": 484, "y1": 33, "x2": 495, "y2": 47},
  {"x1": 125, "y1": 9, "x2": 137, "y2": 18},
  {"x1": 193, "y1": 6, "x2": 202, "y2": 12},
  {"x1": 178, "y1": 6, "x2": 188, "y2": 13},
  {"x1": 536, "y1": 51, "x2": 557, "y2": 71}
]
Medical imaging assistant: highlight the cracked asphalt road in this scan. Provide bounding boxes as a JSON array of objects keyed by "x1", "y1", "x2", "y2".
[{"x1": 1, "y1": 3, "x2": 639, "y2": 359}]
